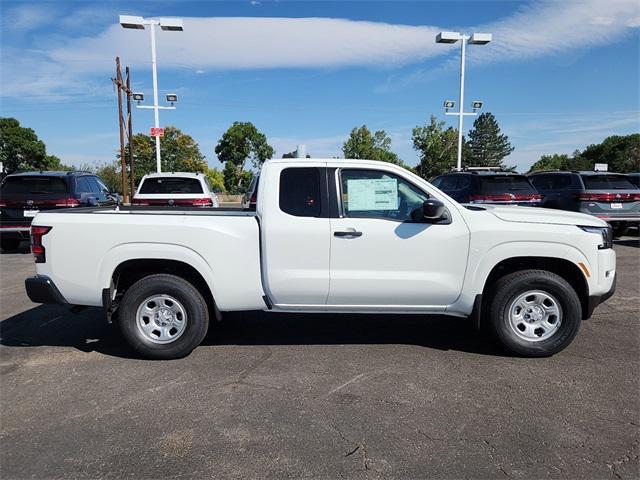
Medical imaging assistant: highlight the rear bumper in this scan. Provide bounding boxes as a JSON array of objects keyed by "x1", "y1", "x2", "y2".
[
  {"x1": 25, "y1": 275, "x2": 68, "y2": 304},
  {"x1": 0, "y1": 225, "x2": 31, "y2": 239},
  {"x1": 584, "y1": 273, "x2": 616, "y2": 319}
]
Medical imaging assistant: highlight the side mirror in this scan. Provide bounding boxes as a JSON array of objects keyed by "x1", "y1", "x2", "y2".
[{"x1": 422, "y1": 198, "x2": 445, "y2": 220}]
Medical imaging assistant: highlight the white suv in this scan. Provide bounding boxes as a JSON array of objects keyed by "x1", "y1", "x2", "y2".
[{"x1": 132, "y1": 172, "x2": 219, "y2": 207}]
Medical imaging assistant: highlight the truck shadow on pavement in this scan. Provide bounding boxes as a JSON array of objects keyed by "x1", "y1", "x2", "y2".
[{"x1": 0, "y1": 304, "x2": 505, "y2": 359}]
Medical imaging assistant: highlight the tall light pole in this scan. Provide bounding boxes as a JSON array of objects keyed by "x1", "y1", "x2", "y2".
[
  {"x1": 436, "y1": 31, "x2": 492, "y2": 171},
  {"x1": 120, "y1": 15, "x2": 183, "y2": 173}
]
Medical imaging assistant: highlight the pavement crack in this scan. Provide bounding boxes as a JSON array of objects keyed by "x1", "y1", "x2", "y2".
[{"x1": 345, "y1": 445, "x2": 360, "y2": 457}]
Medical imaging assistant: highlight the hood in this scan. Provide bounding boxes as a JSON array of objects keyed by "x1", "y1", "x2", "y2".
[{"x1": 480, "y1": 205, "x2": 608, "y2": 227}]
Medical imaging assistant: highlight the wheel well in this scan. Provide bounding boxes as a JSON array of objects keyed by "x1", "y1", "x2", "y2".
[
  {"x1": 482, "y1": 257, "x2": 590, "y2": 319},
  {"x1": 112, "y1": 259, "x2": 215, "y2": 314}
]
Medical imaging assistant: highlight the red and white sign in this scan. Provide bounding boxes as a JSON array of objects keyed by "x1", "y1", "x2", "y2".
[{"x1": 150, "y1": 127, "x2": 165, "y2": 138}]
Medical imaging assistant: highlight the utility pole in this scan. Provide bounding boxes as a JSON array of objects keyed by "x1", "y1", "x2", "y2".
[
  {"x1": 113, "y1": 57, "x2": 128, "y2": 200},
  {"x1": 126, "y1": 66, "x2": 135, "y2": 197},
  {"x1": 112, "y1": 57, "x2": 135, "y2": 202}
]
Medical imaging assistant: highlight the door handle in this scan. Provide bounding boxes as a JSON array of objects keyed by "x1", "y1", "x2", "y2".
[{"x1": 334, "y1": 230, "x2": 363, "y2": 238}]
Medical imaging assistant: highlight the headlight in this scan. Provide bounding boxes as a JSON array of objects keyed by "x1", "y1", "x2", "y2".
[{"x1": 579, "y1": 226, "x2": 613, "y2": 250}]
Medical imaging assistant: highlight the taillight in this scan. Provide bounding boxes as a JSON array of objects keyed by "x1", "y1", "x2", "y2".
[
  {"x1": 131, "y1": 198, "x2": 148, "y2": 205},
  {"x1": 30, "y1": 226, "x2": 52, "y2": 263},
  {"x1": 191, "y1": 198, "x2": 213, "y2": 207},
  {"x1": 578, "y1": 193, "x2": 640, "y2": 202},
  {"x1": 250, "y1": 193, "x2": 257, "y2": 205},
  {"x1": 0, "y1": 201, "x2": 5, "y2": 207},
  {"x1": 54, "y1": 198, "x2": 80, "y2": 207}
]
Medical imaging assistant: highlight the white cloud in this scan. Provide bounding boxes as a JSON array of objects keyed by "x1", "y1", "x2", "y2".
[
  {"x1": 1, "y1": 1, "x2": 638, "y2": 98},
  {"x1": 1, "y1": 3, "x2": 55, "y2": 33}
]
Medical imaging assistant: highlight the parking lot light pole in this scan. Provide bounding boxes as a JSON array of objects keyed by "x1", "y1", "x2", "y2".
[
  {"x1": 436, "y1": 31, "x2": 492, "y2": 171},
  {"x1": 119, "y1": 15, "x2": 183, "y2": 173}
]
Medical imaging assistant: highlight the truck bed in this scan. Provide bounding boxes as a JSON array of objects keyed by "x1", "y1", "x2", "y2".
[{"x1": 32, "y1": 206, "x2": 265, "y2": 311}]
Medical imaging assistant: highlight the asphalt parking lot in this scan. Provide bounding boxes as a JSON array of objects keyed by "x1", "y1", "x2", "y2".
[{"x1": 1, "y1": 238, "x2": 638, "y2": 479}]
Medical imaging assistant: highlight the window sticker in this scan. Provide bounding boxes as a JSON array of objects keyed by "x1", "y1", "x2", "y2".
[{"x1": 346, "y1": 178, "x2": 398, "y2": 211}]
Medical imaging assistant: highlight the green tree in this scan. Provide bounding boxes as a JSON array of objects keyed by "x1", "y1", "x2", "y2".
[
  {"x1": 342, "y1": 126, "x2": 408, "y2": 168},
  {"x1": 579, "y1": 134, "x2": 640, "y2": 173},
  {"x1": 205, "y1": 167, "x2": 226, "y2": 193},
  {"x1": 95, "y1": 162, "x2": 122, "y2": 193},
  {"x1": 128, "y1": 126, "x2": 208, "y2": 184},
  {"x1": 412, "y1": 116, "x2": 459, "y2": 179},
  {"x1": 465, "y1": 112, "x2": 514, "y2": 168},
  {"x1": 0, "y1": 118, "x2": 67, "y2": 173},
  {"x1": 527, "y1": 154, "x2": 572, "y2": 173},
  {"x1": 215, "y1": 122, "x2": 273, "y2": 194}
]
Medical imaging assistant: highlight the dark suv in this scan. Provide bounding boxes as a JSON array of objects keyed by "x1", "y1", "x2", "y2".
[
  {"x1": 528, "y1": 171, "x2": 640, "y2": 236},
  {"x1": 431, "y1": 169, "x2": 541, "y2": 206},
  {"x1": 0, "y1": 171, "x2": 118, "y2": 251}
]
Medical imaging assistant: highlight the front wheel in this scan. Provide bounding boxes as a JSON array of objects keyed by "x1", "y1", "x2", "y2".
[
  {"x1": 487, "y1": 270, "x2": 582, "y2": 357},
  {"x1": 119, "y1": 274, "x2": 209, "y2": 359}
]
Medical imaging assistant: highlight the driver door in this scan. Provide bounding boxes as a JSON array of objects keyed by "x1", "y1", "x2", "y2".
[{"x1": 327, "y1": 168, "x2": 469, "y2": 308}]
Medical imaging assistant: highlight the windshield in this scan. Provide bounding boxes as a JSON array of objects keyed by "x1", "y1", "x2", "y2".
[
  {"x1": 1, "y1": 176, "x2": 68, "y2": 195},
  {"x1": 139, "y1": 177, "x2": 203, "y2": 194},
  {"x1": 581, "y1": 175, "x2": 637, "y2": 190},
  {"x1": 480, "y1": 176, "x2": 536, "y2": 194}
]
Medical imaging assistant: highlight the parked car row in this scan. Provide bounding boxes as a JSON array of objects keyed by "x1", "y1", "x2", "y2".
[{"x1": 432, "y1": 168, "x2": 640, "y2": 236}]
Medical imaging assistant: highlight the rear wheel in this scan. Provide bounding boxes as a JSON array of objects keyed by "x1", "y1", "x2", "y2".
[
  {"x1": 487, "y1": 270, "x2": 582, "y2": 357},
  {"x1": 0, "y1": 239, "x2": 21, "y2": 251},
  {"x1": 119, "y1": 274, "x2": 209, "y2": 359}
]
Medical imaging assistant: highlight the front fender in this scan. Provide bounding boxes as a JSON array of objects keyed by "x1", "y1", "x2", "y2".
[{"x1": 448, "y1": 241, "x2": 592, "y2": 316}]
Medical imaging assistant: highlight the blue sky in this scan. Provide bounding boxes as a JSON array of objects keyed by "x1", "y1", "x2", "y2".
[{"x1": 1, "y1": 0, "x2": 639, "y2": 172}]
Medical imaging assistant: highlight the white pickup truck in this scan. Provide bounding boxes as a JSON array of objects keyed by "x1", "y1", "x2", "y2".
[{"x1": 25, "y1": 159, "x2": 616, "y2": 359}]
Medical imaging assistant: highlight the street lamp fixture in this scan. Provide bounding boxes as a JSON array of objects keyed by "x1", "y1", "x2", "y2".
[
  {"x1": 132, "y1": 92, "x2": 145, "y2": 103},
  {"x1": 166, "y1": 93, "x2": 178, "y2": 104},
  {"x1": 472, "y1": 100, "x2": 483, "y2": 111},
  {"x1": 119, "y1": 15, "x2": 183, "y2": 173},
  {"x1": 436, "y1": 31, "x2": 492, "y2": 171},
  {"x1": 444, "y1": 100, "x2": 456, "y2": 109}
]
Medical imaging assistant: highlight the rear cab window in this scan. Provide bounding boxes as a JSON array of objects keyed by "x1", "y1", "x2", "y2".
[
  {"x1": 581, "y1": 175, "x2": 637, "y2": 190},
  {"x1": 139, "y1": 177, "x2": 203, "y2": 194},
  {"x1": 279, "y1": 168, "x2": 322, "y2": 217},
  {"x1": 1, "y1": 176, "x2": 68, "y2": 195}
]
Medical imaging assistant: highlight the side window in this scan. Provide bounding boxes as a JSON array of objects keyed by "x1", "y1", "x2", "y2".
[
  {"x1": 434, "y1": 175, "x2": 458, "y2": 192},
  {"x1": 87, "y1": 176, "x2": 104, "y2": 193},
  {"x1": 279, "y1": 168, "x2": 322, "y2": 217},
  {"x1": 530, "y1": 175, "x2": 550, "y2": 190},
  {"x1": 455, "y1": 176, "x2": 471, "y2": 189},
  {"x1": 95, "y1": 178, "x2": 110, "y2": 193},
  {"x1": 550, "y1": 175, "x2": 572, "y2": 189},
  {"x1": 75, "y1": 177, "x2": 92, "y2": 194},
  {"x1": 340, "y1": 169, "x2": 428, "y2": 222}
]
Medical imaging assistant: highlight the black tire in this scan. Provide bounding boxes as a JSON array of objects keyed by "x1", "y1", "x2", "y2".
[
  {"x1": 487, "y1": 270, "x2": 582, "y2": 357},
  {"x1": 119, "y1": 274, "x2": 209, "y2": 360},
  {"x1": 1, "y1": 239, "x2": 21, "y2": 251}
]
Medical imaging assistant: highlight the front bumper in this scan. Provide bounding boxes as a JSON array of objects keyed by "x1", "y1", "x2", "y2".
[
  {"x1": 25, "y1": 275, "x2": 68, "y2": 304},
  {"x1": 584, "y1": 273, "x2": 616, "y2": 319}
]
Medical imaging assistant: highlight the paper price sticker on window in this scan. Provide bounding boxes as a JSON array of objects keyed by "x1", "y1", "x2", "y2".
[{"x1": 347, "y1": 178, "x2": 398, "y2": 211}]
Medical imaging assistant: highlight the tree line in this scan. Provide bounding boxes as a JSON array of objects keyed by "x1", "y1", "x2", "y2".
[{"x1": 2, "y1": 115, "x2": 638, "y2": 196}]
